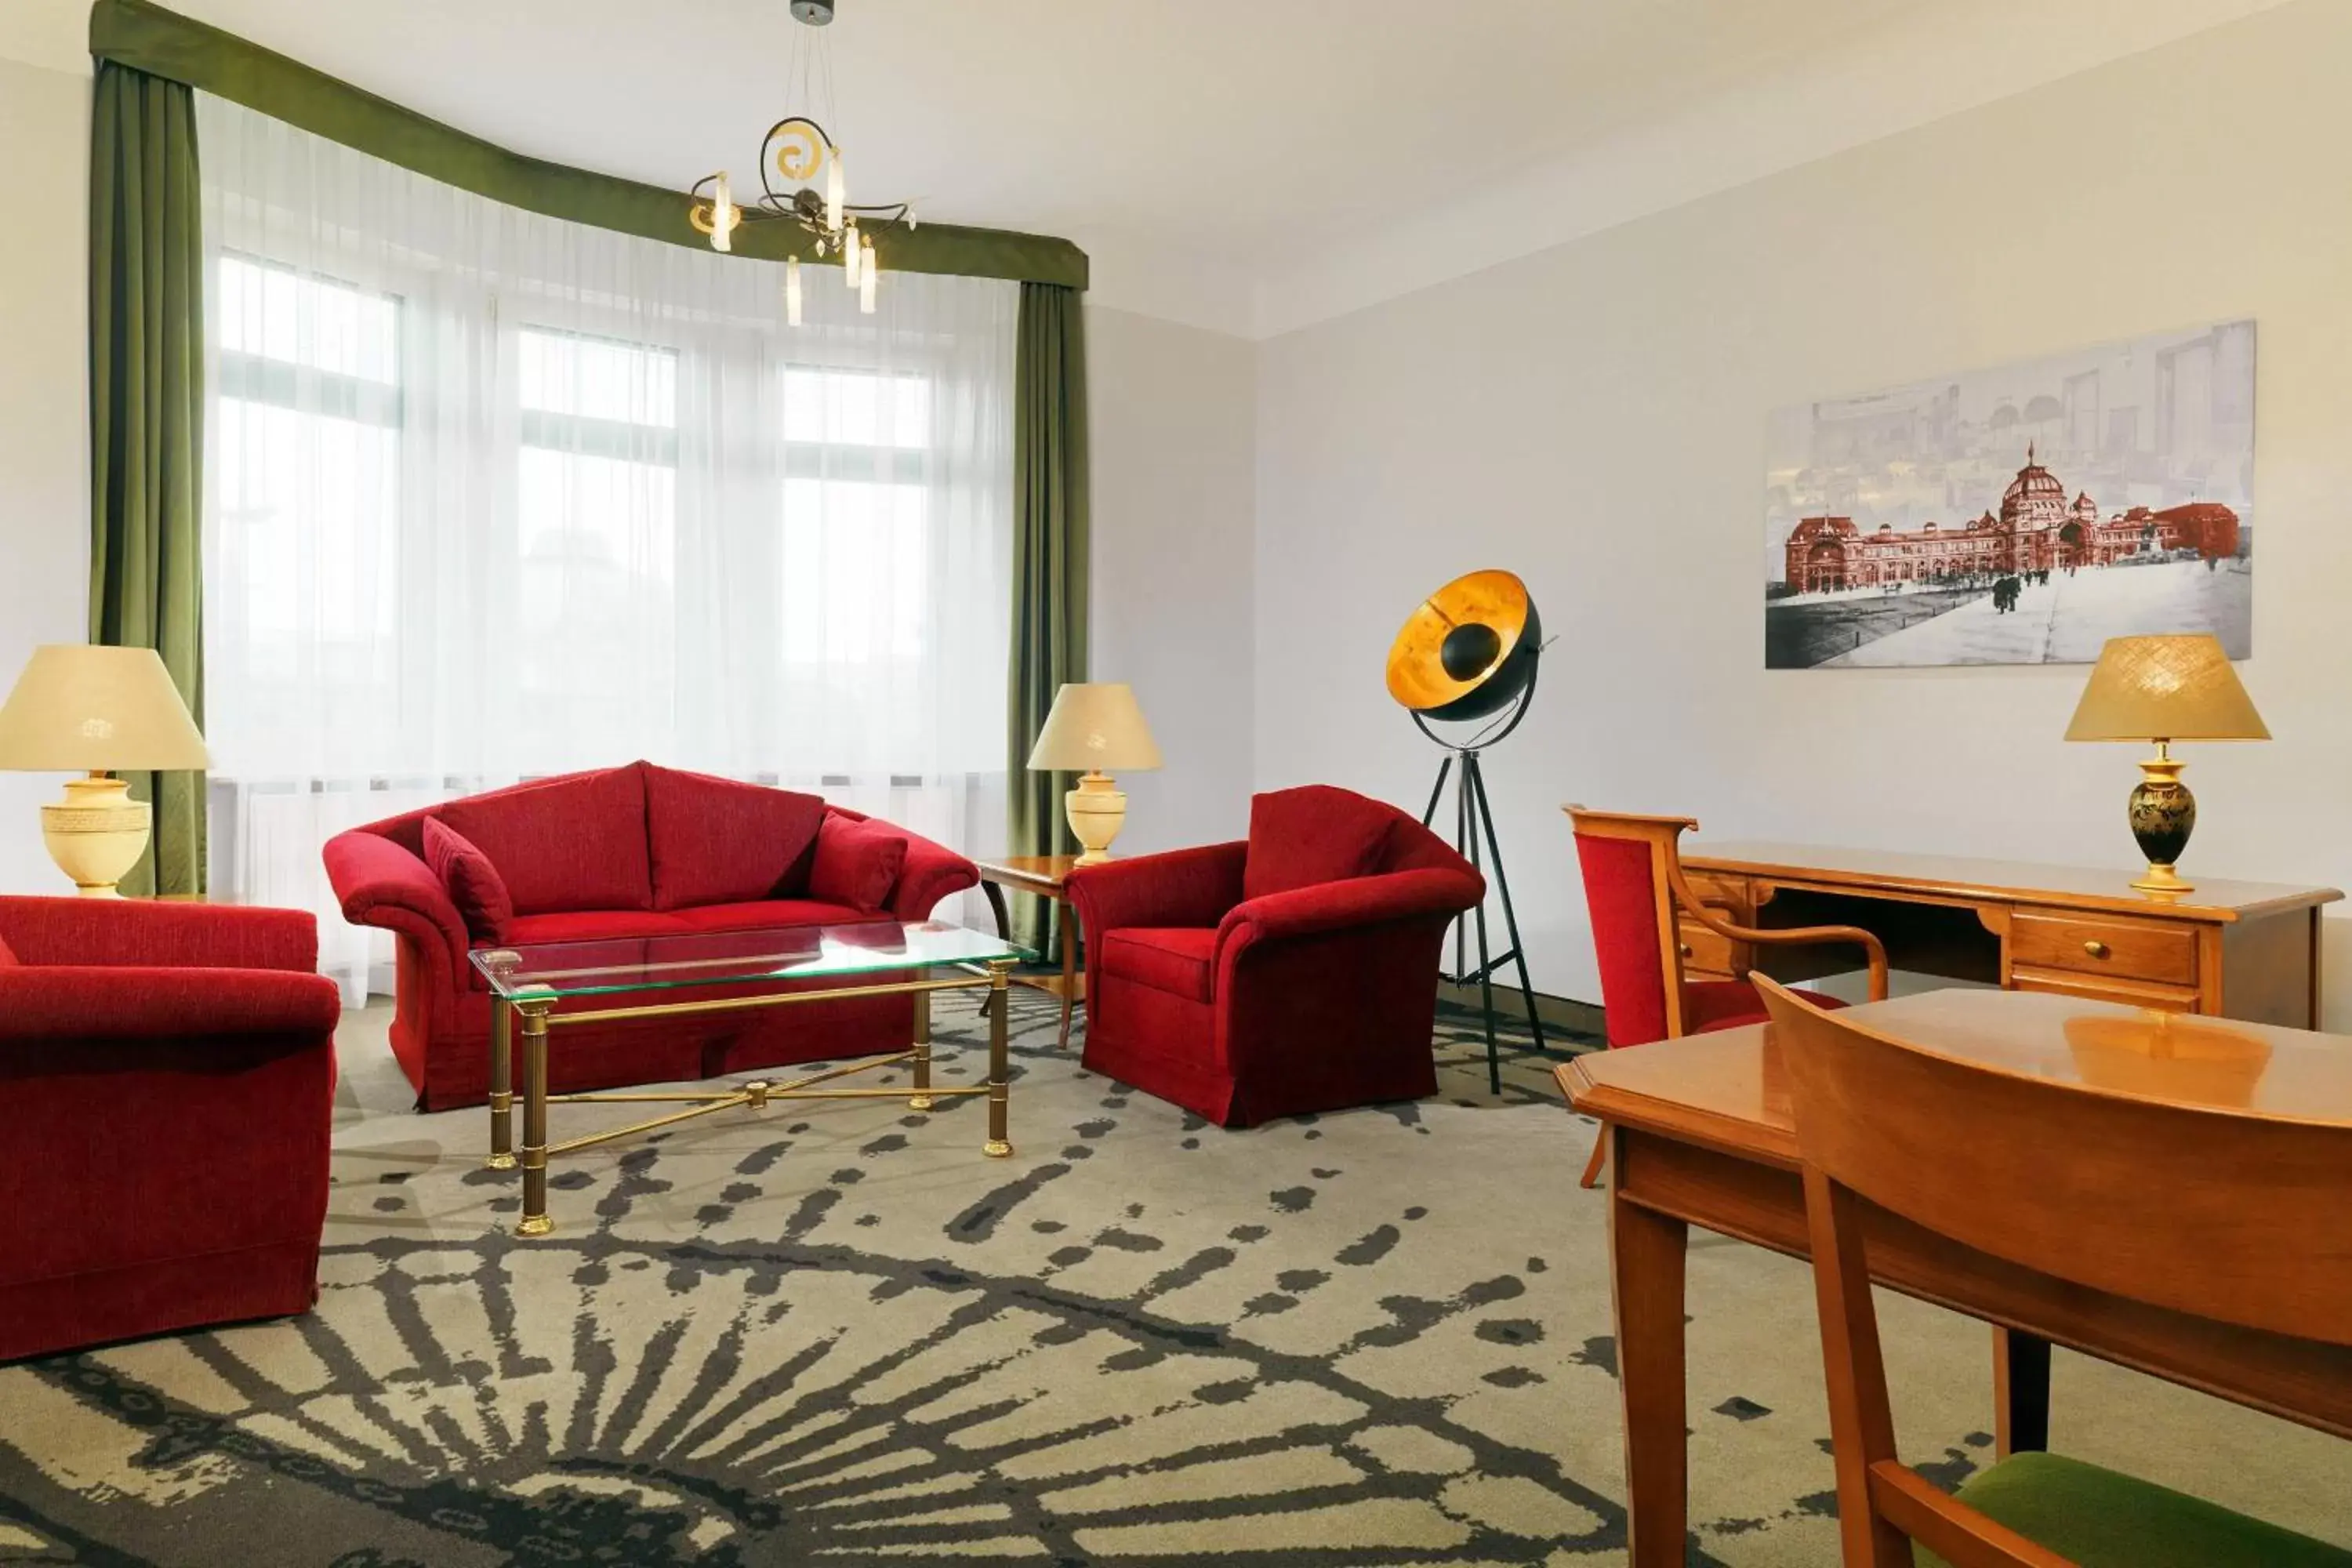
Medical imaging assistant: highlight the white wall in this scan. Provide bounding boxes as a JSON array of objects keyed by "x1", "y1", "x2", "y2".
[
  {"x1": 1088, "y1": 303, "x2": 1257, "y2": 853},
  {"x1": 1254, "y1": 0, "x2": 2352, "y2": 1024},
  {"x1": 0, "y1": 55, "x2": 93, "y2": 893}
]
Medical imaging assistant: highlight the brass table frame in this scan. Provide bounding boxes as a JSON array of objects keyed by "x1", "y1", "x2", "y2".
[{"x1": 481, "y1": 955, "x2": 1018, "y2": 1236}]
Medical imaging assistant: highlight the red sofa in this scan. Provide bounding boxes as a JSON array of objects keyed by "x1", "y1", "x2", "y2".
[
  {"x1": 1065, "y1": 785, "x2": 1486, "y2": 1127},
  {"x1": 322, "y1": 762, "x2": 978, "y2": 1109},
  {"x1": 0, "y1": 898, "x2": 341, "y2": 1363}
]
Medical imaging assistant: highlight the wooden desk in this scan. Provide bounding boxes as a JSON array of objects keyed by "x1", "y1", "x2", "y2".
[
  {"x1": 1561, "y1": 989, "x2": 2352, "y2": 1568},
  {"x1": 973, "y1": 854, "x2": 1083, "y2": 1051},
  {"x1": 1680, "y1": 841, "x2": 2340, "y2": 1027}
]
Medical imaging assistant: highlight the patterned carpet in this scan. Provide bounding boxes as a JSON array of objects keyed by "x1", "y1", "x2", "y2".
[{"x1": 2, "y1": 992, "x2": 2344, "y2": 1566}]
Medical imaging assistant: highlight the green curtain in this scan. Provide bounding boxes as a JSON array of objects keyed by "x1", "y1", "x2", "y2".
[
  {"x1": 88, "y1": 0, "x2": 1086, "y2": 289},
  {"x1": 89, "y1": 60, "x2": 207, "y2": 897},
  {"x1": 1007, "y1": 283, "x2": 1091, "y2": 956}
]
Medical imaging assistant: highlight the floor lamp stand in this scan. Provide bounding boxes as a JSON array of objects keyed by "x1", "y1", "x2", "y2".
[{"x1": 1417, "y1": 735, "x2": 1548, "y2": 1095}]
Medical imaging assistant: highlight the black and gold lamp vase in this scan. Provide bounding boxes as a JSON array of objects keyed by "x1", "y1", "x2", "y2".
[{"x1": 2064, "y1": 634, "x2": 2269, "y2": 895}]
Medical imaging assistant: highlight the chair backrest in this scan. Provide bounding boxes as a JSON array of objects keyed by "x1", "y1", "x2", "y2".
[
  {"x1": 1243, "y1": 785, "x2": 1461, "y2": 901},
  {"x1": 1566, "y1": 808, "x2": 1700, "y2": 1046},
  {"x1": 1756, "y1": 976, "x2": 2352, "y2": 1567}
]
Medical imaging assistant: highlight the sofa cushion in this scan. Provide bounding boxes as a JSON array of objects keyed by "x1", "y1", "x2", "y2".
[
  {"x1": 499, "y1": 909, "x2": 691, "y2": 946},
  {"x1": 0, "y1": 931, "x2": 14, "y2": 967},
  {"x1": 1100, "y1": 927, "x2": 1218, "y2": 1004},
  {"x1": 642, "y1": 764, "x2": 827, "y2": 911},
  {"x1": 423, "y1": 818, "x2": 515, "y2": 942},
  {"x1": 1923, "y1": 1450, "x2": 2352, "y2": 1568},
  {"x1": 438, "y1": 767, "x2": 654, "y2": 916},
  {"x1": 1243, "y1": 785, "x2": 1397, "y2": 902},
  {"x1": 808, "y1": 815, "x2": 908, "y2": 913},
  {"x1": 668, "y1": 898, "x2": 893, "y2": 935}
]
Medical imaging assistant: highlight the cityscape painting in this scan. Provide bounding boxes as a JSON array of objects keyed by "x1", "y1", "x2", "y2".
[{"x1": 1763, "y1": 321, "x2": 2256, "y2": 669}]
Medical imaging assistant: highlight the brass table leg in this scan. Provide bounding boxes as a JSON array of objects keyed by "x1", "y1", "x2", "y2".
[
  {"x1": 984, "y1": 958, "x2": 1014, "y2": 1157},
  {"x1": 487, "y1": 996, "x2": 516, "y2": 1171},
  {"x1": 517, "y1": 997, "x2": 554, "y2": 1236},
  {"x1": 909, "y1": 984, "x2": 935, "y2": 1110}
]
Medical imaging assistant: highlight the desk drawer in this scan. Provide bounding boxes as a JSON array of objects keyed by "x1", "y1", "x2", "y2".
[
  {"x1": 2009, "y1": 912, "x2": 2197, "y2": 987},
  {"x1": 1678, "y1": 918, "x2": 1742, "y2": 979}
]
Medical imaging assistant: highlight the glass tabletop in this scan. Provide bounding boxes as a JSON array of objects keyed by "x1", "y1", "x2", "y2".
[{"x1": 469, "y1": 920, "x2": 1035, "y2": 1000}]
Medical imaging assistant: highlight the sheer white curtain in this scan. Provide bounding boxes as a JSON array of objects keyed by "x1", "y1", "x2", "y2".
[{"x1": 197, "y1": 95, "x2": 1016, "y2": 1000}]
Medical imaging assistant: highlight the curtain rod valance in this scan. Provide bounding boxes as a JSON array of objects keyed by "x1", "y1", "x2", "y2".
[{"x1": 87, "y1": 0, "x2": 1089, "y2": 291}]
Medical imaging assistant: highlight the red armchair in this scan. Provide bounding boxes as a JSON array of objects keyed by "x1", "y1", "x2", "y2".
[
  {"x1": 322, "y1": 762, "x2": 979, "y2": 1109},
  {"x1": 0, "y1": 898, "x2": 341, "y2": 1363},
  {"x1": 1065, "y1": 785, "x2": 1486, "y2": 1127}
]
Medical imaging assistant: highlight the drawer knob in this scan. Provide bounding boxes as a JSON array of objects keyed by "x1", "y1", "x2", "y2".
[
  {"x1": 1678, "y1": 942, "x2": 1693, "y2": 959},
  {"x1": 2083, "y1": 939, "x2": 2111, "y2": 959}
]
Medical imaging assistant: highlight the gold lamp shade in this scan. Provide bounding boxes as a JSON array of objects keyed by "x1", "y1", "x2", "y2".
[
  {"x1": 0, "y1": 644, "x2": 210, "y2": 897},
  {"x1": 1385, "y1": 569, "x2": 1542, "y2": 720},
  {"x1": 2063, "y1": 634, "x2": 2268, "y2": 896}
]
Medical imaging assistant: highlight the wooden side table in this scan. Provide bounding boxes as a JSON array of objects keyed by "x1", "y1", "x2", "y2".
[{"x1": 972, "y1": 854, "x2": 1083, "y2": 1051}]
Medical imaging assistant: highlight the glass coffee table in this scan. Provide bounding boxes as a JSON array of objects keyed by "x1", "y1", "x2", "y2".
[{"x1": 470, "y1": 920, "x2": 1033, "y2": 1236}]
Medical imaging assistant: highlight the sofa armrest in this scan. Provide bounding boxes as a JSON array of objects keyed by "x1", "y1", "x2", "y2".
[
  {"x1": 0, "y1": 966, "x2": 342, "y2": 1043},
  {"x1": 890, "y1": 829, "x2": 979, "y2": 922},
  {"x1": 1215, "y1": 867, "x2": 1484, "y2": 957},
  {"x1": 321, "y1": 829, "x2": 469, "y2": 974},
  {"x1": 0, "y1": 897, "x2": 318, "y2": 972},
  {"x1": 1066, "y1": 841, "x2": 1250, "y2": 938}
]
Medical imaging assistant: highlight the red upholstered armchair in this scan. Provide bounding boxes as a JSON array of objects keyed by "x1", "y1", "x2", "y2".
[
  {"x1": 1566, "y1": 806, "x2": 1886, "y2": 1185},
  {"x1": 0, "y1": 898, "x2": 341, "y2": 1363},
  {"x1": 1065, "y1": 785, "x2": 1486, "y2": 1127}
]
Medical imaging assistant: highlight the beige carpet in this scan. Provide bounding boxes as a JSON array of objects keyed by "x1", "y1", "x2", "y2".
[{"x1": 0, "y1": 993, "x2": 2343, "y2": 1566}]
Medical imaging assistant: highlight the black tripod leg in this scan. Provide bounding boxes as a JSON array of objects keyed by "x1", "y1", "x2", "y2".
[
  {"x1": 1468, "y1": 755, "x2": 1548, "y2": 1054},
  {"x1": 1453, "y1": 757, "x2": 1471, "y2": 983},
  {"x1": 1420, "y1": 754, "x2": 1453, "y2": 829},
  {"x1": 1470, "y1": 863, "x2": 1501, "y2": 1096}
]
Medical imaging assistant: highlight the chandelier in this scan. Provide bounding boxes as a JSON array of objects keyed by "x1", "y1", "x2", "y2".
[{"x1": 687, "y1": 0, "x2": 913, "y2": 324}]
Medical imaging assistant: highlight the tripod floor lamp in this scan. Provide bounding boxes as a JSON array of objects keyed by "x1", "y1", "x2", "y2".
[{"x1": 1385, "y1": 569, "x2": 1548, "y2": 1093}]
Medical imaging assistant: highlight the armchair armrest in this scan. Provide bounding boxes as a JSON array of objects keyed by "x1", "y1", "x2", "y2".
[
  {"x1": 1668, "y1": 865, "x2": 1889, "y2": 1002},
  {"x1": 0, "y1": 966, "x2": 341, "y2": 1043},
  {"x1": 321, "y1": 829, "x2": 469, "y2": 975},
  {"x1": 0, "y1": 897, "x2": 316, "y2": 972},
  {"x1": 1066, "y1": 841, "x2": 1250, "y2": 937},
  {"x1": 889, "y1": 829, "x2": 979, "y2": 922},
  {"x1": 1215, "y1": 866, "x2": 1484, "y2": 956}
]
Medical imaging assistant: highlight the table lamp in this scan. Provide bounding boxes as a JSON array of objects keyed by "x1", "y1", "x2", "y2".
[
  {"x1": 0, "y1": 644, "x2": 210, "y2": 897},
  {"x1": 1025, "y1": 682, "x2": 1161, "y2": 864},
  {"x1": 2063, "y1": 633, "x2": 2268, "y2": 895}
]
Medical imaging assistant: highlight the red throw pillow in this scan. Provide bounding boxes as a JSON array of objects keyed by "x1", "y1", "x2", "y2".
[
  {"x1": 0, "y1": 931, "x2": 16, "y2": 966},
  {"x1": 642, "y1": 764, "x2": 828, "y2": 910},
  {"x1": 807, "y1": 814, "x2": 908, "y2": 914},
  {"x1": 424, "y1": 817, "x2": 515, "y2": 942},
  {"x1": 1242, "y1": 784, "x2": 1399, "y2": 902},
  {"x1": 437, "y1": 766, "x2": 654, "y2": 916}
]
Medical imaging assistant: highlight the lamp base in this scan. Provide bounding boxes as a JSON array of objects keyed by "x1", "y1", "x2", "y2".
[
  {"x1": 2126, "y1": 753, "x2": 2197, "y2": 897},
  {"x1": 39, "y1": 774, "x2": 151, "y2": 898},
  {"x1": 1065, "y1": 771, "x2": 1127, "y2": 866}
]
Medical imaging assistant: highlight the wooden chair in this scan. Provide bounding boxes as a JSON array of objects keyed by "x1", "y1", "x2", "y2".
[
  {"x1": 1566, "y1": 807, "x2": 1886, "y2": 1186},
  {"x1": 1755, "y1": 975, "x2": 2352, "y2": 1568}
]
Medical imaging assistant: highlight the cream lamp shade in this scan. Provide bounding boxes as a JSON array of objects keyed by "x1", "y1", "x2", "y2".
[
  {"x1": 2062, "y1": 634, "x2": 2267, "y2": 896},
  {"x1": 0, "y1": 644, "x2": 210, "y2": 897},
  {"x1": 1026, "y1": 683, "x2": 1161, "y2": 865}
]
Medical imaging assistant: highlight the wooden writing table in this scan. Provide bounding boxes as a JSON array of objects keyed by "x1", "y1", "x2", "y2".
[
  {"x1": 1560, "y1": 989, "x2": 2352, "y2": 1567},
  {"x1": 1678, "y1": 842, "x2": 2339, "y2": 1027}
]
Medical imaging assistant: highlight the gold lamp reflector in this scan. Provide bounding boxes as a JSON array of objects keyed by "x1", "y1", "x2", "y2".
[{"x1": 1385, "y1": 569, "x2": 1542, "y2": 721}]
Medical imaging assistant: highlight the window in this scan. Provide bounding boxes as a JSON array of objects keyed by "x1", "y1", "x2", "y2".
[
  {"x1": 210, "y1": 254, "x2": 401, "y2": 717},
  {"x1": 781, "y1": 367, "x2": 933, "y2": 670}
]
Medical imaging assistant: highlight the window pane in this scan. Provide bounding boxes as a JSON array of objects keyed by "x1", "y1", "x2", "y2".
[
  {"x1": 217, "y1": 255, "x2": 398, "y2": 387},
  {"x1": 780, "y1": 478, "x2": 927, "y2": 666},
  {"x1": 783, "y1": 367, "x2": 929, "y2": 448},
  {"x1": 521, "y1": 328, "x2": 678, "y2": 429}
]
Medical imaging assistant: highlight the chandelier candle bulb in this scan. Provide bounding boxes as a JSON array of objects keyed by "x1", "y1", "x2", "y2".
[
  {"x1": 844, "y1": 221, "x2": 860, "y2": 285},
  {"x1": 710, "y1": 172, "x2": 735, "y2": 253},
  {"x1": 859, "y1": 239, "x2": 877, "y2": 313},
  {"x1": 784, "y1": 255, "x2": 802, "y2": 325}
]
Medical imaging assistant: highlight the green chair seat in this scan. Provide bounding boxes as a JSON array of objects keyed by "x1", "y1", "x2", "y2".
[{"x1": 1920, "y1": 1451, "x2": 2352, "y2": 1568}]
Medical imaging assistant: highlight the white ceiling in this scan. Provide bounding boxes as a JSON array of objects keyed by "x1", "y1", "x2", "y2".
[{"x1": 3, "y1": 0, "x2": 2297, "y2": 336}]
